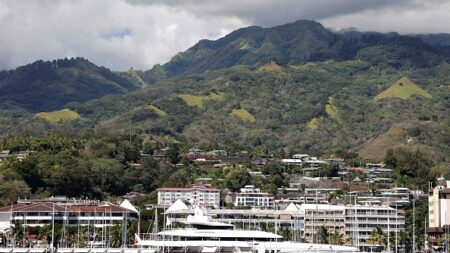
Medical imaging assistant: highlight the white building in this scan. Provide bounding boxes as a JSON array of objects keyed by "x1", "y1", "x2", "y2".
[
  {"x1": 345, "y1": 204, "x2": 403, "y2": 250},
  {"x1": 292, "y1": 154, "x2": 309, "y2": 159},
  {"x1": 157, "y1": 187, "x2": 220, "y2": 208},
  {"x1": 164, "y1": 200, "x2": 403, "y2": 251},
  {"x1": 297, "y1": 203, "x2": 403, "y2": 250},
  {"x1": 428, "y1": 177, "x2": 450, "y2": 247},
  {"x1": 234, "y1": 185, "x2": 274, "y2": 208},
  {"x1": 300, "y1": 204, "x2": 346, "y2": 243},
  {"x1": 0, "y1": 199, "x2": 138, "y2": 231},
  {"x1": 281, "y1": 159, "x2": 303, "y2": 166}
]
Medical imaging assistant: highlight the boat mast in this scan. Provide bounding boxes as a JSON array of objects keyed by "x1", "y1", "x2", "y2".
[
  {"x1": 354, "y1": 196, "x2": 359, "y2": 249},
  {"x1": 51, "y1": 203, "x2": 55, "y2": 253},
  {"x1": 314, "y1": 189, "x2": 318, "y2": 243},
  {"x1": 155, "y1": 208, "x2": 158, "y2": 233},
  {"x1": 395, "y1": 203, "x2": 398, "y2": 253},
  {"x1": 122, "y1": 211, "x2": 128, "y2": 248},
  {"x1": 388, "y1": 209, "x2": 390, "y2": 252},
  {"x1": 137, "y1": 206, "x2": 141, "y2": 237},
  {"x1": 77, "y1": 211, "x2": 80, "y2": 248},
  {"x1": 22, "y1": 213, "x2": 25, "y2": 248},
  {"x1": 413, "y1": 194, "x2": 416, "y2": 253}
]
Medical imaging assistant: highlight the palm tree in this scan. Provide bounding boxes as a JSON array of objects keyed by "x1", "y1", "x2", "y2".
[
  {"x1": 367, "y1": 229, "x2": 379, "y2": 251},
  {"x1": 319, "y1": 226, "x2": 329, "y2": 244},
  {"x1": 375, "y1": 226, "x2": 387, "y2": 250},
  {"x1": 278, "y1": 228, "x2": 292, "y2": 240},
  {"x1": 12, "y1": 220, "x2": 23, "y2": 246},
  {"x1": 330, "y1": 232, "x2": 344, "y2": 245},
  {"x1": 110, "y1": 225, "x2": 122, "y2": 248}
]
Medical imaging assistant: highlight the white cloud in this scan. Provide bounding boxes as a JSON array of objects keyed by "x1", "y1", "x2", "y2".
[
  {"x1": 0, "y1": 0, "x2": 246, "y2": 70},
  {"x1": 0, "y1": 0, "x2": 450, "y2": 71},
  {"x1": 320, "y1": 0, "x2": 450, "y2": 34}
]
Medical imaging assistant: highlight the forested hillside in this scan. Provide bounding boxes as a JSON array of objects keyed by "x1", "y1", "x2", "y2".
[
  {"x1": 0, "y1": 57, "x2": 137, "y2": 112},
  {"x1": 139, "y1": 20, "x2": 450, "y2": 83},
  {"x1": 0, "y1": 20, "x2": 449, "y2": 162}
]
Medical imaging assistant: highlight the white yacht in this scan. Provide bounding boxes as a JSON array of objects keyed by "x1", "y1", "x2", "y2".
[{"x1": 135, "y1": 207, "x2": 358, "y2": 253}]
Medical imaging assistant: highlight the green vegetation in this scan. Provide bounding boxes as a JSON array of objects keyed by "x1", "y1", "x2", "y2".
[
  {"x1": 179, "y1": 92, "x2": 224, "y2": 108},
  {"x1": 307, "y1": 117, "x2": 321, "y2": 129},
  {"x1": 0, "y1": 57, "x2": 137, "y2": 112},
  {"x1": 147, "y1": 105, "x2": 166, "y2": 117},
  {"x1": 257, "y1": 61, "x2": 282, "y2": 72},
  {"x1": 0, "y1": 20, "x2": 450, "y2": 166},
  {"x1": 35, "y1": 109, "x2": 80, "y2": 122},
  {"x1": 231, "y1": 109, "x2": 256, "y2": 123},
  {"x1": 374, "y1": 76, "x2": 432, "y2": 101},
  {"x1": 141, "y1": 20, "x2": 449, "y2": 80},
  {"x1": 126, "y1": 67, "x2": 148, "y2": 89},
  {"x1": 0, "y1": 134, "x2": 179, "y2": 203},
  {"x1": 325, "y1": 97, "x2": 339, "y2": 120}
]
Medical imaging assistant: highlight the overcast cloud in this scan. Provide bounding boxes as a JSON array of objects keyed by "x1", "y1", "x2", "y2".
[{"x1": 1, "y1": 0, "x2": 450, "y2": 71}]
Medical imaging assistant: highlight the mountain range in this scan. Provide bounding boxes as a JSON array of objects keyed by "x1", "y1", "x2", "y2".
[{"x1": 0, "y1": 20, "x2": 449, "y2": 163}]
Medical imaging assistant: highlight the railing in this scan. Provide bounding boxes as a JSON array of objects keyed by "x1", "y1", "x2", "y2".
[{"x1": 0, "y1": 249, "x2": 155, "y2": 253}]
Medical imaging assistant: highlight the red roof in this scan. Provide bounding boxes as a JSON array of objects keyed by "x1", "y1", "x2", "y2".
[
  {"x1": 0, "y1": 202, "x2": 131, "y2": 213},
  {"x1": 157, "y1": 187, "x2": 220, "y2": 192},
  {"x1": 158, "y1": 188, "x2": 192, "y2": 191}
]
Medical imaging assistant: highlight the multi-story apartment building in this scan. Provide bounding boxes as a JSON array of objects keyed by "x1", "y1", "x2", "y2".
[
  {"x1": 164, "y1": 200, "x2": 404, "y2": 251},
  {"x1": 300, "y1": 204, "x2": 346, "y2": 243},
  {"x1": 234, "y1": 185, "x2": 275, "y2": 208},
  {"x1": 0, "y1": 198, "x2": 138, "y2": 231},
  {"x1": 428, "y1": 177, "x2": 450, "y2": 247},
  {"x1": 157, "y1": 187, "x2": 220, "y2": 208},
  {"x1": 345, "y1": 204, "x2": 404, "y2": 251}
]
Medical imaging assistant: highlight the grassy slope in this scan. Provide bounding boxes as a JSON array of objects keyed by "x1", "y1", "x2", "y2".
[
  {"x1": 256, "y1": 61, "x2": 282, "y2": 72},
  {"x1": 147, "y1": 105, "x2": 167, "y2": 117},
  {"x1": 178, "y1": 92, "x2": 224, "y2": 108},
  {"x1": 357, "y1": 122, "x2": 441, "y2": 161},
  {"x1": 307, "y1": 118, "x2": 321, "y2": 130},
  {"x1": 231, "y1": 109, "x2": 256, "y2": 123},
  {"x1": 374, "y1": 76, "x2": 432, "y2": 101},
  {"x1": 325, "y1": 97, "x2": 340, "y2": 120},
  {"x1": 35, "y1": 109, "x2": 80, "y2": 123}
]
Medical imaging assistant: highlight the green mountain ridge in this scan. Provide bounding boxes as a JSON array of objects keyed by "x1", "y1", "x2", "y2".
[
  {"x1": 140, "y1": 20, "x2": 450, "y2": 83},
  {"x1": 0, "y1": 20, "x2": 449, "y2": 162},
  {"x1": 0, "y1": 57, "x2": 138, "y2": 112},
  {"x1": 72, "y1": 61, "x2": 450, "y2": 161}
]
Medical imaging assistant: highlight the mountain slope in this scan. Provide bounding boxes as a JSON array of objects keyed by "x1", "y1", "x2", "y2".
[
  {"x1": 1, "y1": 20, "x2": 450, "y2": 163},
  {"x1": 143, "y1": 20, "x2": 337, "y2": 78},
  {"x1": 374, "y1": 76, "x2": 432, "y2": 101},
  {"x1": 140, "y1": 20, "x2": 450, "y2": 83},
  {"x1": 73, "y1": 59, "x2": 450, "y2": 161},
  {"x1": 0, "y1": 57, "x2": 138, "y2": 112}
]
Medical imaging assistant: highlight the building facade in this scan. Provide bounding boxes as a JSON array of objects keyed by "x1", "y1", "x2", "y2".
[
  {"x1": 0, "y1": 198, "x2": 138, "y2": 231},
  {"x1": 164, "y1": 201, "x2": 404, "y2": 251},
  {"x1": 234, "y1": 185, "x2": 275, "y2": 208},
  {"x1": 157, "y1": 187, "x2": 220, "y2": 208},
  {"x1": 428, "y1": 177, "x2": 450, "y2": 248},
  {"x1": 300, "y1": 204, "x2": 346, "y2": 243},
  {"x1": 345, "y1": 204, "x2": 404, "y2": 250}
]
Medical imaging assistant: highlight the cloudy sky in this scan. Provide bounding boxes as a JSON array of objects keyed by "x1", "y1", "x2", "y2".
[{"x1": 1, "y1": 0, "x2": 450, "y2": 71}]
